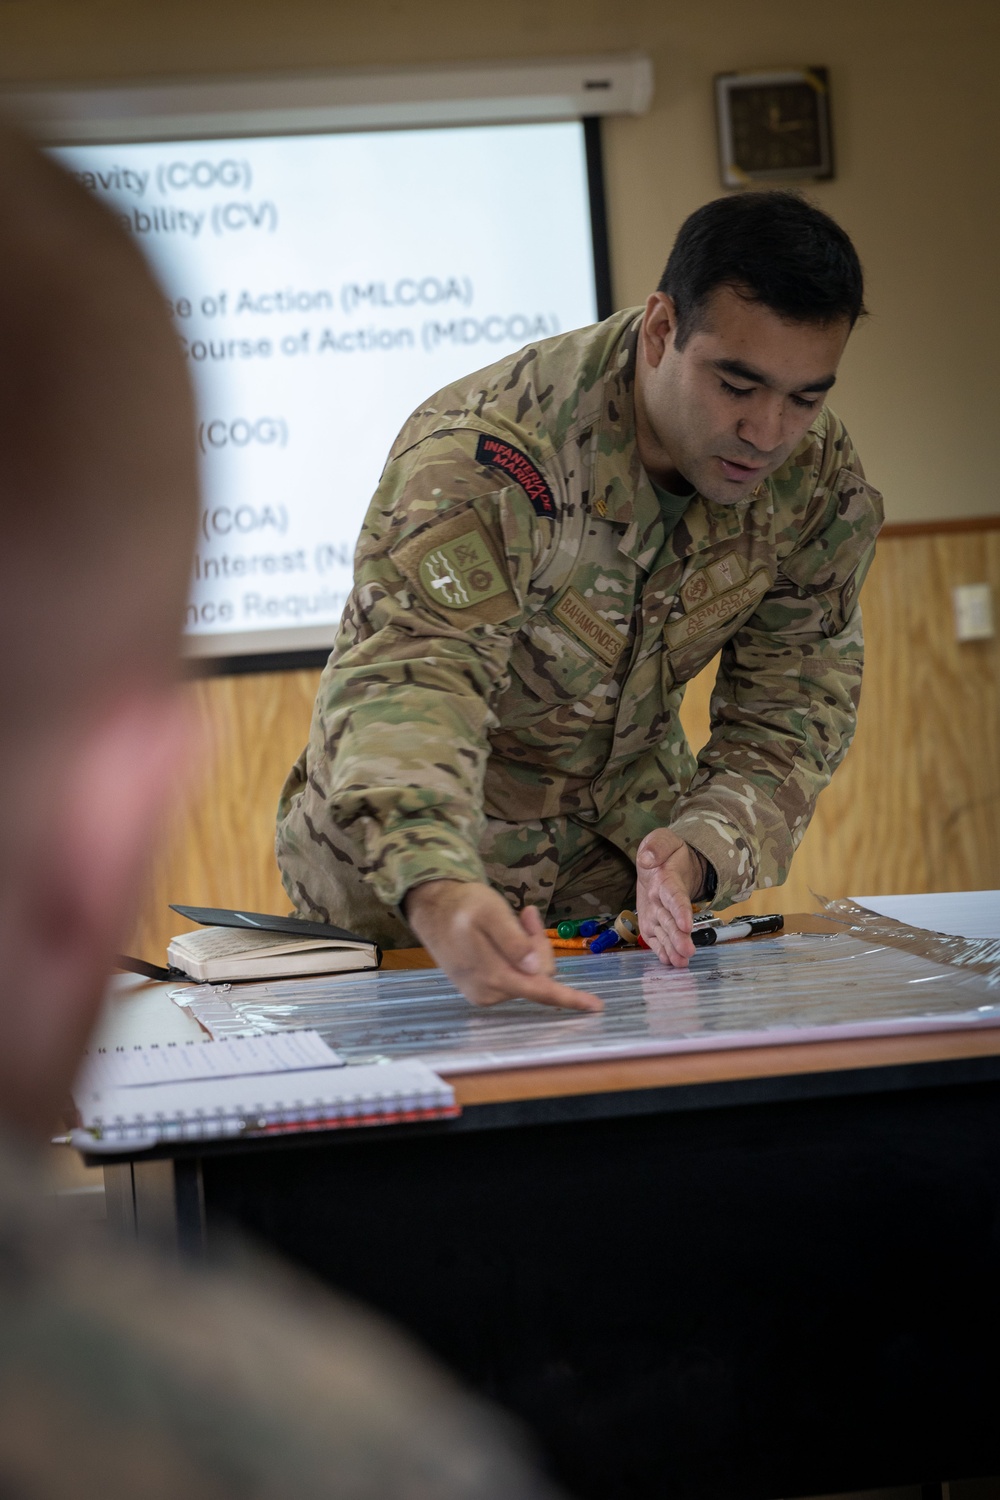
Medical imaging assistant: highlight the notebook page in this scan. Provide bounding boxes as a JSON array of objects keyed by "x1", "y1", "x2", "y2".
[
  {"x1": 74, "y1": 1058, "x2": 456, "y2": 1148},
  {"x1": 76, "y1": 1030, "x2": 342, "y2": 1094},
  {"x1": 170, "y1": 927, "x2": 306, "y2": 960}
]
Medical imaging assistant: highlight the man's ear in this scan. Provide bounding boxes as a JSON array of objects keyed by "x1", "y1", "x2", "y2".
[
  {"x1": 0, "y1": 690, "x2": 196, "y2": 1135},
  {"x1": 640, "y1": 292, "x2": 680, "y2": 368}
]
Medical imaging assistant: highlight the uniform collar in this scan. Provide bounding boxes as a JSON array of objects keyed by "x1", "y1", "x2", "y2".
[
  {"x1": 668, "y1": 485, "x2": 767, "y2": 562},
  {"x1": 592, "y1": 313, "x2": 771, "y2": 571},
  {"x1": 592, "y1": 316, "x2": 664, "y2": 570}
]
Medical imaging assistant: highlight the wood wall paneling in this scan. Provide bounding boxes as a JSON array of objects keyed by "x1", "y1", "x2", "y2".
[
  {"x1": 705, "y1": 530, "x2": 1000, "y2": 918},
  {"x1": 129, "y1": 668, "x2": 321, "y2": 962},
  {"x1": 130, "y1": 529, "x2": 1000, "y2": 961}
]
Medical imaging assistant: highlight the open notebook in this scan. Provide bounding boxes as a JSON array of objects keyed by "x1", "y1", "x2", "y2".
[
  {"x1": 71, "y1": 1031, "x2": 457, "y2": 1153},
  {"x1": 164, "y1": 905, "x2": 380, "y2": 982}
]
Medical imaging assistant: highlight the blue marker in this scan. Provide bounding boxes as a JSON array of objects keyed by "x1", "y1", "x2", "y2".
[{"x1": 579, "y1": 918, "x2": 606, "y2": 938}]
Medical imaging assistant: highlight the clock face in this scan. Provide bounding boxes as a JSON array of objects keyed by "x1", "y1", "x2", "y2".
[
  {"x1": 730, "y1": 83, "x2": 823, "y2": 173},
  {"x1": 717, "y1": 71, "x2": 833, "y2": 182}
]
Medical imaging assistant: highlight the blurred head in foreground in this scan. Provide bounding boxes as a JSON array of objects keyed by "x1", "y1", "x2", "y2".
[
  {"x1": 0, "y1": 124, "x2": 564, "y2": 1500},
  {"x1": 0, "y1": 123, "x2": 198, "y2": 1135}
]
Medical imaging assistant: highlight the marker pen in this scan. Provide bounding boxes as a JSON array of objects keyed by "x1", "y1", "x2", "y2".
[
  {"x1": 551, "y1": 915, "x2": 611, "y2": 940},
  {"x1": 579, "y1": 917, "x2": 608, "y2": 938},
  {"x1": 692, "y1": 914, "x2": 784, "y2": 947}
]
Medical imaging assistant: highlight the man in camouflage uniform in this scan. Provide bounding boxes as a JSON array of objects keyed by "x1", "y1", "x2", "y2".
[
  {"x1": 0, "y1": 124, "x2": 557, "y2": 1498},
  {"x1": 277, "y1": 192, "x2": 882, "y2": 1010}
]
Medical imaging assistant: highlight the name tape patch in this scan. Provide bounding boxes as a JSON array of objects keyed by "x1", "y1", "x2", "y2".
[
  {"x1": 553, "y1": 588, "x2": 626, "y2": 667},
  {"x1": 418, "y1": 527, "x2": 508, "y2": 611},
  {"x1": 476, "y1": 433, "x2": 556, "y2": 519},
  {"x1": 665, "y1": 569, "x2": 771, "y2": 650}
]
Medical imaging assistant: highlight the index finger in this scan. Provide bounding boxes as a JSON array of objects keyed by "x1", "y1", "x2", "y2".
[
  {"x1": 511, "y1": 971, "x2": 603, "y2": 1012},
  {"x1": 475, "y1": 952, "x2": 603, "y2": 1012}
]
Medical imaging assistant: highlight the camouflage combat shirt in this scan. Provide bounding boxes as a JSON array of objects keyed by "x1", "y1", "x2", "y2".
[{"x1": 278, "y1": 308, "x2": 883, "y2": 910}]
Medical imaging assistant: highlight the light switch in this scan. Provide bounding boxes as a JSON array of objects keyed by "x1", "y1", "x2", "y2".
[{"x1": 952, "y1": 583, "x2": 995, "y2": 642}]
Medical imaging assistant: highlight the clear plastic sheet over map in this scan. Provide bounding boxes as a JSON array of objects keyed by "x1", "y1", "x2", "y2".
[
  {"x1": 817, "y1": 897, "x2": 1000, "y2": 978},
  {"x1": 171, "y1": 931, "x2": 1000, "y2": 1076}
]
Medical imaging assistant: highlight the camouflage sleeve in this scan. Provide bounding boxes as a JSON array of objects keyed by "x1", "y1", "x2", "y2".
[
  {"x1": 311, "y1": 429, "x2": 544, "y2": 906},
  {"x1": 667, "y1": 419, "x2": 884, "y2": 907}
]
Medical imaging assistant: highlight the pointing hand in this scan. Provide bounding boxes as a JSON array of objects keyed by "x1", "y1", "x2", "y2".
[{"x1": 404, "y1": 880, "x2": 602, "y2": 1012}]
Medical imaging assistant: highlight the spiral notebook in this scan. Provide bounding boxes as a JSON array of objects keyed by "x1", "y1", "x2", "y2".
[{"x1": 71, "y1": 1031, "x2": 458, "y2": 1153}]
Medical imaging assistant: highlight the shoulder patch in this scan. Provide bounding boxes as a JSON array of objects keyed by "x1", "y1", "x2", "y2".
[
  {"x1": 392, "y1": 508, "x2": 520, "y2": 624},
  {"x1": 418, "y1": 528, "x2": 508, "y2": 611},
  {"x1": 475, "y1": 433, "x2": 556, "y2": 519}
]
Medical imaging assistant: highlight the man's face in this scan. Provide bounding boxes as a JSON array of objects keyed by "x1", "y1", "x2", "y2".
[{"x1": 635, "y1": 285, "x2": 851, "y2": 504}]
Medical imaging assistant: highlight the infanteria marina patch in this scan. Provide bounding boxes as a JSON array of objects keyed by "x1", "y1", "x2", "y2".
[
  {"x1": 475, "y1": 434, "x2": 556, "y2": 518},
  {"x1": 417, "y1": 528, "x2": 508, "y2": 611},
  {"x1": 552, "y1": 587, "x2": 626, "y2": 666}
]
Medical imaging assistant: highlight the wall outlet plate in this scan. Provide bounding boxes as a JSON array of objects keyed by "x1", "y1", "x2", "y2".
[{"x1": 952, "y1": 583, "x2": 995, "y2": 641}]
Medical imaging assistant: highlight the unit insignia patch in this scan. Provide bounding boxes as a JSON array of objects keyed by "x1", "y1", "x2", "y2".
[
  {"x1": 475, "y1": 433, "x2": 556, "y2": 518},
  {"x1": 680, "y1": 571, "x2": 712, "y2": 611},
  {"x1": 417, "y1": 528, "x2": 508, "y2": 610}
]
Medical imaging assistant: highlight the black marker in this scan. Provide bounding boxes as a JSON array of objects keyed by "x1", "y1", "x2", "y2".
[{"x1": 692, "y1": 913, "x2": 784, "y2": 947}]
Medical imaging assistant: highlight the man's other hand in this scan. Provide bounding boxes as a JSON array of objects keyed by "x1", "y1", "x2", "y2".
[
  {"x1": 403, "y1": 880, "x2": 602, "y2": 1012},
  {"x1": 636, "y1": 829, "x2": 704, "y2": 968}
]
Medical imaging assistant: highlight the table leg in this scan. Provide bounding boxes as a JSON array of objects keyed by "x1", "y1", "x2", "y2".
[{"x1": 103, "y1": 1157, "x2": 205, "y2": 1259}]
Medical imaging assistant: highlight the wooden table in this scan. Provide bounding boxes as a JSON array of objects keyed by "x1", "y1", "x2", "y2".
[{"x1": 93, "y1": 920, "x2": 1000, "y2": 1500}]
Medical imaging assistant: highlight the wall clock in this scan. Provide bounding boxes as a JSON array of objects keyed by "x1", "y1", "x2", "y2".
[{"x1": 715, "y1": 68, "x2": 833, "y2": 187}]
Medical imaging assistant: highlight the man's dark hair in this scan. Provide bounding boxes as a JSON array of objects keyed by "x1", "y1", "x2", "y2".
[{"x1": 658, "y1": 191, "x2": 866, "y2": 349}]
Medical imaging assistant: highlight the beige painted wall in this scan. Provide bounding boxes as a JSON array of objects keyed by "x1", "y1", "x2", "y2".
[{"x1": 1, "y1": 0, "x2": 998, "y2": 525}]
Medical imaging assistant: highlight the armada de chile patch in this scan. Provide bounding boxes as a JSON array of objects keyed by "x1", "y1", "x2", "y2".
[{"x1": 476, "y1": 433, "x2": 556, "y2": 518}]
